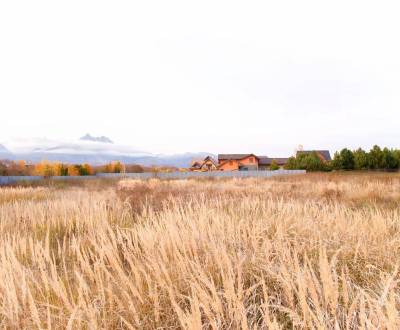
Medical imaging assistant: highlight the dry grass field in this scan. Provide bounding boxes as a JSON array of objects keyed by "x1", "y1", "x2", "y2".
[{"x1": 0, "y1": 172, "x2": 400, "y2": 329}]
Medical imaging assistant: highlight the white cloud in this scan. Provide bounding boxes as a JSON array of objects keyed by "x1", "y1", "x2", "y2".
[{"x1": 0, "y1": 0, "x2": 399, "y2": 155}]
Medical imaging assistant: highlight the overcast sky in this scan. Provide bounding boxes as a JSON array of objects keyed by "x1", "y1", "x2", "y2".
[{"x1": 1, "y1": 1, "x2": 399, "y2": 155}]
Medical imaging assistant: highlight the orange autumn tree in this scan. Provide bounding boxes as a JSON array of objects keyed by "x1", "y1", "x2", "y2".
[
  {"x1": 67, "y1": 165, "x2": 80, "y2": 176},
  {"x1": 32, "y1": 161, "x2": 94, "y2": 177},
  {"x1": 81, "y1": 163, "x2": 94, "y2": 175},
  {"x1": 33, "y1": 161, "x2": 61, "y2": 177},
  {"x1": 17, "y1": 160, "x2": 26, "y2": 173},
  {"x1": 112, "y1": 161, "x2": 124, "y2": 173},
  {"x1": 33, "y1": 161, "x2": 83, "y2": 177},
  {"x1": 53, "y1": 163, "x2": 66, "y2": 176},
  {"x1": 104, "y1": 161, "x2": 125, "y2": 173},
  {"x1": 73, "y1": 163, "x2": 94, "y2": 176},
  {"x1": 8, "y1": 160, "x2": 32, "y2": 176}
]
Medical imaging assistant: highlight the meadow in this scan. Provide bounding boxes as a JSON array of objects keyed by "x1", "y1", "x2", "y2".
[{"x1": 0, "y1": 172, "x2": 399, "y2": 329}]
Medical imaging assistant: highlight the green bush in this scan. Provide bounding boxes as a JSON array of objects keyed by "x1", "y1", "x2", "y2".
[
  {"x1": 368, "y1": 145, "x2": 384, "y2": 169},
  {"x1": 381, "y1": 147, "x2": 399, "y2": 170},
  {"x1": 284, "y1": 146, "x2": 400, "y2": 172},
  {"x1": 269, "y1": 159, "x2": 280, "y2": 171},
  {"x1": 332, "y1": 148, "x2": 354, "y2": 170},
  {"x1": 285, "y1": 152, "x2": 330, "y2": 172},
  {"x1": 331, "y1": 146, "x2": 400, "y2": 171},
  {"x1": 353, "y1": 148, "x2": 369, "y2": 170}
]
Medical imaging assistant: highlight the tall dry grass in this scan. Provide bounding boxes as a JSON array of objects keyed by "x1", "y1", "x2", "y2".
[{"x1": 0, "y1": 173, "x2": 399, "y2": 329}]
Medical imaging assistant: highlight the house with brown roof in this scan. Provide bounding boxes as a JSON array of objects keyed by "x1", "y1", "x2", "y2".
[
  {"x1": 218, "y1": 154, "x2": 259, "y2": 171},
  {"x1": 190, "y1": 150, "x2": 330, "y2": 172},
  {"x1": 258, "y1": 157, "x2": 289, "y2": 170},
  {"x1": 191, "y1": 154, "x2": 291, "y2": 171},
  {"x1": 189, "y1": 156, "x2": 218, "y2": 171},
  {"x1": 217, "y1": 154, "x2": 290, "y2": 171}
]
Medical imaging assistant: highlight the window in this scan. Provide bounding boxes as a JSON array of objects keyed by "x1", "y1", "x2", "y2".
[
  {"x1": 249, "y1": 157, "x2": 254, "y2": 163},
  {"x1": 229, "y1": 160, "x2": 233, "y2": 165}
]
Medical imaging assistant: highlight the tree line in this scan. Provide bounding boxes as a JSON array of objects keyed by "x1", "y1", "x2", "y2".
[
  {"x1": 0, "y1": 160, "x2": 179, "y2": 176},
  {"x1": 0, "y1": 161, "x2": 129, "y2": 177},
  {"x1": 284, "y1": 145, "x2": 400, "y2": 171}
]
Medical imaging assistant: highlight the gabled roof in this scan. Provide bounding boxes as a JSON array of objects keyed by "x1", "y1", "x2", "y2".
[
  {"x1": 203, "y1": 156, "x2": 217, "y2": 163},
  {"x1": 190, "y1": 163, "x2": 202, "y2": 169},
  {"x1": 297, "y1": 150, "x2": 331, "y2": 161},
  {"x1": 190, "y1": 159, "x2": 203, "y2": 166},
  {"x1": 201, "y1": 156, "x2": 218, "y2": 166},
  {"x1": 258, "y1": 157, "x2": 289, "y2": 165},
  {"x1": 190, "y1": 156, "x2": 218, "y2": 170},
  {"x1": 218, "y1": 154, "x2": 259, "y2": 161}
]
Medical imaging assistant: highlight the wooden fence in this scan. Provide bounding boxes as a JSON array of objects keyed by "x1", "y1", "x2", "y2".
[{"x1": 0, "y1": 170, "x2": 306, "y2": 185}]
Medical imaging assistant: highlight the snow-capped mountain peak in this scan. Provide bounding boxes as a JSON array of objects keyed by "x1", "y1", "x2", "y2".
[{"x1": 80, "y1": 134, "x2": 113, "y2": 144}]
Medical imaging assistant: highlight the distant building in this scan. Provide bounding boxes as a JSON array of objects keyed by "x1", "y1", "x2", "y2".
[
  {"x1": 189, "y1": 156, "x2": 218, "y2": 171},
  {"x1": 217, "y1": 154, "x2": 291, "y2": 171},
  {"x1": 258, "y1": 157, "x2": 289, "y2": 170},
  {"x1": 218, "y1": 154, "x2": 259, "y2": 171},
  {"x1": 189, "y1": 159, "x2": 203, "y2": 171},
  {"x1": 191, "y1": 154, "x2": 290, "y2": 172},
  {"x1": 190, "y1": 150, "x2": 330, "y2": 172}
]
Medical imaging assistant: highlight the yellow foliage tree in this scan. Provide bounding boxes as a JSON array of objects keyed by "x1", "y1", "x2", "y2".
[
  {"x1": 67, "y1": 165, "x2": 79, "y2": 176},
  {"x1": 104, "y1": 161, "x2": 125, "y2": 173},
  {"x1": 32, "y1": 161, "x2": 94, "y2": 176},
  {"x1": 17, "y1": 160, "x2": 26, "y2": 171},
  {"x1": 82, "y1": 163, "x2": 94, "y2": 175},
  {"x1": 34, "y1": 161, "x2": 57, "y2": 177},
  {"x1": 53, "y1": 162, "x2": 64, "y2": 176},
  {"x1": 112, "y1": 161, "x2": 124, "y2": 173}
]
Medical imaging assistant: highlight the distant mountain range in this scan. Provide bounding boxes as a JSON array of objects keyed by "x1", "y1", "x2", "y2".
[
  {"x1": 0, "y1": 136, "x2": 213, "y2": 167},
  {"x1": 0, "y1": 144, "x2": 9, "y2": 152},
  {"x1": 0, "y1": 144, "x2": 13, "y2": 157}
]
